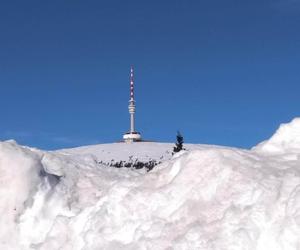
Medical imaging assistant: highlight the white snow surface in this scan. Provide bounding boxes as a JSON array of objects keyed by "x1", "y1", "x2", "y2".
[
  {"x1": 253, "y1": 117, "x2": 300, "y2": 154},
  {"x1": 1, "y1": 118, "x2": 300, "y2": 250}
]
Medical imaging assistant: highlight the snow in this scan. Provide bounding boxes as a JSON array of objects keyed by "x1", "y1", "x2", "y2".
[
  {"x1": 0, "y1": 119, "x2": 300, "y2": 249},
  {"x1": 253, "y1": 118, "x2": 300, "y2": 154}
]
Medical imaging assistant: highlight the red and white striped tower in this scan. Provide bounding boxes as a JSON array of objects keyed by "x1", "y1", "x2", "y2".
[
  {"x1": 129, "y1": 66, "x2": 135, "y2": 133},
  {"x1": 130, "y1": 66, "x2": 134, "y2": 102},
  {"x1": 123, "y1": 66, "x2": 142, "y2": 142}
]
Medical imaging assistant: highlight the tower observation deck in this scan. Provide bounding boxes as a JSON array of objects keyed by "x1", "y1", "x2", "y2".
[{"x1": 123, "y1": 66, "x2": 142, "y2": 142}]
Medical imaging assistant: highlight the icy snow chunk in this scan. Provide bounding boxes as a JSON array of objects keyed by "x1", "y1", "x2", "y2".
[{"x1": 41, "y1": 153, "x2": 66, "y2": 177}]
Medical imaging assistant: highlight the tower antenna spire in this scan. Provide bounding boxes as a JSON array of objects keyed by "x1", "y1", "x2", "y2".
[
  {"x1": 130, "y1": 65, "x2": 134, "y2": 101},
  {"x1": 123, "y1": 66, "x2": 142, "y2": 142}
]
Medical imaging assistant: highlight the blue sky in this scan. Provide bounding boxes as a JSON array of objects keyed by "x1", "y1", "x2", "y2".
[{"x1": 0, "y1": 0, "x2": 299, "y2": 150}]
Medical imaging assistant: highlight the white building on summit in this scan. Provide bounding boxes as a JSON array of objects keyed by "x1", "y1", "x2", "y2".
[{"x1": 123, "y1": 66, "x2": 142, "y2": 142}]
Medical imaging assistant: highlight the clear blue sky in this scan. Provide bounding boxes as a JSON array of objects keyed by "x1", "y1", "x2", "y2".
[{"x1": 0, "y1": 0, "x2": 299, "y2": 150}]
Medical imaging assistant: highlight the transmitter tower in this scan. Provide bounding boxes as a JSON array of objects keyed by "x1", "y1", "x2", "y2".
[{"x1": 123, "y1": 66, "x2": 142, "y2": 142}]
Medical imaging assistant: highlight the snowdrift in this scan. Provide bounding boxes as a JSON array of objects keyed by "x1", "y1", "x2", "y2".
[
  {"x1": 254, "y1": 117, "x2": 300, "y2": 154},
  {"x1": 1, "y1": 118, "x2": 300, "y2": 250}
]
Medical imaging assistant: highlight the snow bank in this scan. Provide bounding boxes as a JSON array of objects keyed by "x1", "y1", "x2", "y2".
[
  {"x1": 253, "y1": 118, "x2": 300, "y2": 154},
  {"x1": 0, "y1": 118, "x2": 300, "y2": 250}
]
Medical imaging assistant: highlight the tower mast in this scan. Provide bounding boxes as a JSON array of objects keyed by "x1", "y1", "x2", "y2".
[
  {"x1": 123, "y1": 66, "x2": 142, "y2": 142},
  {"x1": 129, "y1": 66, "x2": 135, "y2": 133}
]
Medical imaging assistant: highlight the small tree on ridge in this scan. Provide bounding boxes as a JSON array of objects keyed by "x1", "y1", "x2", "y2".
[{"x1": 173, "y1": 131, "x2": 184, "y2": 153}]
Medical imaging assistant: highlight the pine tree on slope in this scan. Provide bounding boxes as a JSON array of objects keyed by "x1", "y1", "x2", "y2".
[{"x1": 173, "y1": 131, "x2": 184, "y2": 153}]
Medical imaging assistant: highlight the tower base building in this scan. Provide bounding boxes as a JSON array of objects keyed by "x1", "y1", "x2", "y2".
[{"x1": 123, "y1": 131, "x2": 142, "y2": 142}]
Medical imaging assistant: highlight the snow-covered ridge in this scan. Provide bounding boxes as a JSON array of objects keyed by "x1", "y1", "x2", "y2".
[
  {"x1": 57, "y1": 142, "x2": 220, "y2": 166},
  {"x1": 0, "y1": 118, "x2": 300, "y2": 250}
]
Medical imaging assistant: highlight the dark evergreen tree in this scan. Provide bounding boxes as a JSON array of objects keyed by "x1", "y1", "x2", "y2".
[{"x1": 173, "y1": 131, "x2": 184, "y2": 153}]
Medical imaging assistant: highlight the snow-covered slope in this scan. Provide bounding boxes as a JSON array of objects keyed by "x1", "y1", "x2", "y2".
[
  {"x1": 1, "y1": 119, "x2": 300, "y2": 250},
  {"x1": 58, "y1": 142, "x2": 218, "y2": 165}
]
